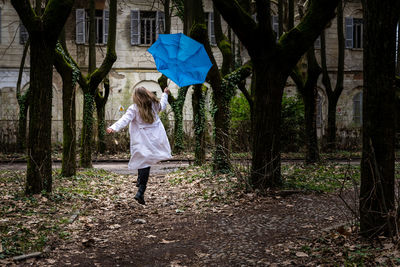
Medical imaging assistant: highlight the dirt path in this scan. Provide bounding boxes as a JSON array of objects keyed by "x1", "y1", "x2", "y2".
[
  {"x1": 13, "y1": 163, "x2": 350, "y2": 267},
  {"x1": 0, "y1": 161, "x2": 189, "y2": 175}
]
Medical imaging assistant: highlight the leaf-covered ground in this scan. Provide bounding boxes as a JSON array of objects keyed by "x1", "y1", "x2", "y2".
[{"x1": 1, "y1": 162, "x2": 400, "y2": 266}]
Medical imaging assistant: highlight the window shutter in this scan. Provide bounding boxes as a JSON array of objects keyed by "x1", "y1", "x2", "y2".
[
  {"x1": 252, "y1": 13, "x2": 257, "y2": 23},
  {"x1": 131, "y1": 10, "x2": 140, "y2": 45},
  {"x1": 0, "y1": 8, "x2": 2, "y2": 44},
  {"x1": 272, "y1": 15, "x2": 279, "y2": 40},
  {"x1": 103, "y1": 10, "x2": 109, "y2": 44},
  {"x1": 314, "y1": 35, "x2": 321, "y2": 49},
  {"x1": 156, "y1": 11, "x2": 165, "y2": 38},
  {"x1": 20, "y1": 22, "x2": 29, "y2": 44},
  {"x1": 345, "y1": 17, "x2": 353, "y2": 48},
  {"x1": 76, "y1": 8, "x2": 86, "y2": 44},
  {"x1": 209, "y1": 12, "x2": 216, "y2": 45}
]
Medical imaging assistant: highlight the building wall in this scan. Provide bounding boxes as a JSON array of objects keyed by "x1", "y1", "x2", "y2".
[{"x1": 0, "y1": 0, "x2": 363, "y2": 146}]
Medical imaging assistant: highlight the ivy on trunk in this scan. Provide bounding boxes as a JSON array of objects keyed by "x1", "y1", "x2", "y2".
[
  {"x1": 213, "y1": 0, "x2": 339, "y2": 189},
  {"x1": 79, "y1": 0, "x2": 117, "y2": 168}
]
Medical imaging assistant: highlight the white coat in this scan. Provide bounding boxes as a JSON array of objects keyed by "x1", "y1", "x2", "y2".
[{"x1": 110, "y1": 92, "x2": 172, "y2": 170}]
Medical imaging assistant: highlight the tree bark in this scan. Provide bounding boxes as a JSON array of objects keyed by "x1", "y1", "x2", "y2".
[
  {"x1": 95, "y1": 79, "x2": 110, "y2": 154},
  {"x1": 12, "y1": 0, "x2": 75, "y2": 194},
  {"x1": 192, "y1": 84, "x2": 207, "y2": 165},
  {"x1": 171, "y1": 87, "x2": 189, "y2": 153},
  {"x1": 16, "y1": 40, "x2": 30, "y2": 152},
  {"x1": 359, "y1": 0, "x2": 399, "y2": 237},
  {"x1": 54, "y1": 40, "x2": 78, "y2": 177}
]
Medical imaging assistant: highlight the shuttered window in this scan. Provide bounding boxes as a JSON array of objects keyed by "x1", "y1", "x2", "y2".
[
  {"x1": 76, "y1": 8, "x2": 86, "y2": 44},
  {"x1": 76, "y1": 8, "x2": 109, "y2": 45},
  {"x1": 131, "y1": 10, "x2": 165, "y2": 45},
  {"x1": 346, "y1": 17, "x2": 363, "y2": 49},
  {"x1": 103, "y1": 10, "x2": 109, "y2": 44},
  {"x1": 0, "y1": 8, "x2": 2, "y2": 44},
  {"x1": 314, "y1": 35, "x2": 321, "y2": 49},
  {"x1": 20, "y1": 22, "x2": 29, "y2": 44},
  {"x1": 272, "y1": 15, "x2": 279, "y2": 40},
  {"x1": 208, "y1": 12, "x2": 216, "y2": 45},
  {"x1": 131, "y1": 10, "x2": 140, "y2": 45},
  {"x1": 204, "y1": 12, "x2": 216, "y2": 46}
]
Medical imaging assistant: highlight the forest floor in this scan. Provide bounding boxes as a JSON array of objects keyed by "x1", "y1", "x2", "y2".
[{"x1": 1, "y1": 160, "x2": 400, "y2": 266}]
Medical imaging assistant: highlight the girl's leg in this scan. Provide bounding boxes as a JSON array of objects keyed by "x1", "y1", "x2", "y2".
[{"x1": 134, "y1": 167, "x2": 150, "y2": 205}]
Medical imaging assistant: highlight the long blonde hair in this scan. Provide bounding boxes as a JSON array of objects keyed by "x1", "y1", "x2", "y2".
[{"x1": 132, "y1": 87, "x2": 160, "y2": 124}]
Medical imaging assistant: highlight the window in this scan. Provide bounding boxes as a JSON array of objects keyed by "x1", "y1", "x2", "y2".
[
  {"x1": 76, "y1": 8, "x2": 109, "y2": 44},
  {"x1": 316, "y1": 94, "x2": 323, "y2": 127},
  {"x1": 272, "y1": 15, "x2": 279, "y2": 39},
  {"x1": 131, "y1": 10, "x2": 165, "y2": 45},
  {"x1": 20, "y1": 22, "x2": 29, "y2": 44},
  {"x1": 353, "y1": 92, "x2": 363, "y2": 125},
  {"x1": 345, "y1": 17, "x2": 363, "y2": 49},
  {"x1": 204, "y1": 12, "x2": 216, "y2": 45},
  {"x1": 314, "y1": 35, "x2": 321, "y2": 49}
]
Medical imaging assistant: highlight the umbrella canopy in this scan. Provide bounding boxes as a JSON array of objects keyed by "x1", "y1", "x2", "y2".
[{"x1": 147, "y1": 33, "x2": 213, "y2": 87}]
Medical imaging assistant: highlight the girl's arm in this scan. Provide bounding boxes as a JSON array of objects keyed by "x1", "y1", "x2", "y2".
[
  {"x1": 160, "y1": 89, "x2": 170, "y2": 112},
  {"x1": 108, "y1": 105, "x2": 136, "y2": 132}
]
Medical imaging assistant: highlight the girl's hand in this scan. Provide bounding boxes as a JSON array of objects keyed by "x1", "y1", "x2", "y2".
[
  {"x1": 106, "y1": 128, "x2": 114, "y2": 134},
  {"x1": 164, "y1": 88, "x2": 170, "y2": 95}
]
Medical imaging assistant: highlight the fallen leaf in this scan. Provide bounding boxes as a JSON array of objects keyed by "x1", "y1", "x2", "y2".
[
  {"x1": 109, "y1": 224, "x2": 121, "y2": 229},
  {"x1": 295, "y1": 252, "x2": 308, "y2": 257},
  {"x1": 0, "y1": 243, "x2": 3, "y2": 253},
  {"x1": 160, "y1": 239, "x2": 178, "y2": 244},
  {"x1": 82, "y1": 238, "x2": 95, "y2": 247},
  {"x1": 47, "y1": 259, "x2": 57, "y2": 264},
  {"x1": 134, "y1": 219, "x2": 146, "y2": 224}
]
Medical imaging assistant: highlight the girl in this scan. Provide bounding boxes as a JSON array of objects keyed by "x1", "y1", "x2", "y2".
[{"x1": 106, "y1": 87, "x2": 172, "y2": 205}]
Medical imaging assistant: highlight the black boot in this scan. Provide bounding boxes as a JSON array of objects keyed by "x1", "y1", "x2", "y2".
[
  {"x1": 134, "y1": 167, "x2": 150, "y2": 205},
  {"x1": 134, "y1": 185, "x2": 146, "y2": 204},
  {"x1": 136, "y1": 176, "x2": 140, "y2": 187}
]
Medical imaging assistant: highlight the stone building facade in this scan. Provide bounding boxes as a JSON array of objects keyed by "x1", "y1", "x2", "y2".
[{"x1": 0, "y1": 0, "x2": 363, "y2": 148}]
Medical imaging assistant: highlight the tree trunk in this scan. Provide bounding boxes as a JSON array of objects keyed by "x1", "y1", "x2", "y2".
[
  {"x1": 359, "y1": 0, "x2": 399, "y2": 237},
  {"x1": 171, "y1": 86, "x2": 189, "y2": 153},
  {"x1": 80, "y1": 92, "x2": 95, "y2": 168},
  {"x1": 12, "y1": 0, "x2": 75, "y2": 194},
  {"x1": 251, "y1": 65, "x2": 285, "y2": 189},
  {"x1": 26, "y1": 42, "x2": 54, "y2": 194},
  {"x1": 303, "y1": 83, "x2": 320, "y2": 163},
  {"x1": 54, "y1": 32, "x2": 78, "y2": 177},
  {"x1": 212, "y1": 82, "x2": 231, "y2": 172},
  {"x1": 326, "y1": 95, "x2": 338, "y2": 151},
  {"x1": 96, "y1": 104, "x2": 106, "y2": 153},
  {"x1": 192, "y1": 84, "x2": 207, "y2": 165},
  {"x1": 95, "y1": 79, "x2": 109, "y2": 154},
  {"x1": 16, "y1": 40, "x2": 30, "y2": 152},
  {"x1": 17, "y1": 93, "x2": 29, "y2": 152},
  {"x1": 61, "y1": 70, "x2": 76, "y2": 177}
]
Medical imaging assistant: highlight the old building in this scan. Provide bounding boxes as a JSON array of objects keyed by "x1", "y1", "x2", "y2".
[{"x1": 0, "y1": 0, "x2": 363, "y2": 149}]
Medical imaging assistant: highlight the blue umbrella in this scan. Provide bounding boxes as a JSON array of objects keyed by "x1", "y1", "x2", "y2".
[{"x1": 147, "y1": 33, "x2": 213, "y2": 87}]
